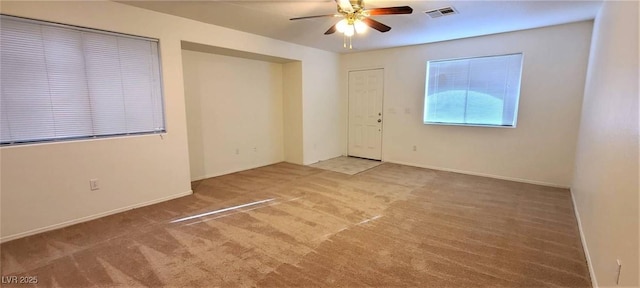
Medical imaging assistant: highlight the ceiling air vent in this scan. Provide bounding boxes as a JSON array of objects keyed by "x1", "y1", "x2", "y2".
[{"x1": 425, "y1": 6, "x2": 458, "y2": 18}]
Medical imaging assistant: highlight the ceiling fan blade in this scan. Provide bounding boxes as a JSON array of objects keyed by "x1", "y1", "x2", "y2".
[
  {"x1": 290, "y1": 14, "x2": 337, "y2": 21},
  {"x1": 362, "y1": 18, "x2": 391, "y2": 33},
  {"x1": 324, "y1": 24, "x2": 338, "y2": 35},
  {"x1": 366, "y1": 6, "x2": 413, "y2": 16},
  {"x1": 336, "y1": 0, "x2": 354, "y2": 13}
]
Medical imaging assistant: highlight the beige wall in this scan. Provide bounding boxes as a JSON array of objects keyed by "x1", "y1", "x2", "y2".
[
  {"x1": 6, "y1": 11, "x2": 634, "y2": 288},
  {"x1": 283, "y1": 62, "x2": 304, "y2": 164},
  {"x1": 0, "y1": 1, "x2": 343, "y2": 241},
  {"x1": 572, "y1": 1, "x2": 639, "y2": 286},
  {"x1": 340, "y1": 21, "x2": 593, "y2": 187},
  {"x1": 301, "y1": 56, "x2": 344, "y2": 165},
  {"x1": 182, "y1": 50, "x2": 284, "y2": 180}
]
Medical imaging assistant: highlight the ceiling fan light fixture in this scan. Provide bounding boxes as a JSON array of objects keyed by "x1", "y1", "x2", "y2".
[
  {"x1": 336, "y1": 19, "x2": 349, "y2": 33},
  {"x1": 344, "y1": 24, "x2": 355, "y2": 37},
  {"x1": 290, "y1": 0, "x2": 412, "y2": 49},
  {"x1": 354, "y1": 19, "x2": 367, "y2": 34}
]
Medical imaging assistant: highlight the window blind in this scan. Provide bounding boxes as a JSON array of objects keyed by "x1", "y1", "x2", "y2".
[
  {"x1": 424, "y1": 53, "x2": 523, "y2": 127},
  {"x1": 0, "y1": 15, "x2": 165, "y2": 145}
]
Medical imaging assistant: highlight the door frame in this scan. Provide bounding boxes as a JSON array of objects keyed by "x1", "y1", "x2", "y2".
[{"x1": 346, "y1": 67, "x2": 385, "y2": 161}]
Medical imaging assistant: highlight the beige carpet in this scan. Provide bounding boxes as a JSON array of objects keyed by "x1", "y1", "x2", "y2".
[
  {"x1": 309, "y1": 156, "x2": 382, "y2": 175},
  {"x1": 0, "y1": 162, "x2": 591, "y2": 287}
]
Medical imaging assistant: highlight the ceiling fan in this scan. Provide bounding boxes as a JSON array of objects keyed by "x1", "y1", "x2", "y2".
[{"x1": 290, "y1": 0, "x2": 413, "y2": 49}]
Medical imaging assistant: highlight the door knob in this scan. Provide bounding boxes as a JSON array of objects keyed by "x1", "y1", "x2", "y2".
[{"x1": 377, "y1": 119, "x2": 382, "y2": 123}]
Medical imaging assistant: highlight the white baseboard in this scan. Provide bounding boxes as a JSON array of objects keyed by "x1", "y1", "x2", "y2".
[
  {"x1": 0, "y1": 190, "x2": 193, "y2": 243},
  {"x1": 570, "y1": 190, "x2": 598, "y2": 287},
  {"x1": 385, "y1": 160, "x2": 570, "y2": 189},
  {"x1": 190, "y1": 161, "x2": 284, "y2": 182}
]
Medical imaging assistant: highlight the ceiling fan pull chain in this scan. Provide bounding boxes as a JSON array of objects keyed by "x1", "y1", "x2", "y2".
[
  {"x1": 343, "y1": 35, "x2": 347, "y2": 48},
  {"x1": 349, "y1": 37, "x2": 353, "y2": 49}
]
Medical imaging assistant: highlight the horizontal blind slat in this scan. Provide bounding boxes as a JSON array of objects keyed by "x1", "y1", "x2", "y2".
[
  {"x1": 424, "y1": 53, "x2": 523, "y2": 126},
  {"x1": 1, "y1": 15, "x2": 165, "y2": 145},
  {"x1": 1, "y1": 19, "x2": 56, "y2": 142},
  {"x1": 119, "y1": 37, "x2": 155, "y2": 133},
  {"x1": 42, "y1": 25, "x2": 93, "y2": 138}
]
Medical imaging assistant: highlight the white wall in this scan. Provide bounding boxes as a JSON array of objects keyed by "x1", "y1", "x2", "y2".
[
  {"x1": 0, "y1": 1, "x2": 193, "y2": 241},
  {"x1": 182, "y1": 50, "x2": 284, "y2": 180},
  {"x1": 302, "y1": 53, "x2": 344, "y2": 165},
  {"x1": 283, "y1": 62, "x2": 304, "y2": 164},
  {"x1": 341, "y1": 21, "x2": 593, "y2": 187},
  {"x1": 571, "y1": 1, "x2": 639, "y2": 286},
  {"x1": 0, "y1": 1, "x2": 342, "y2": 241}
]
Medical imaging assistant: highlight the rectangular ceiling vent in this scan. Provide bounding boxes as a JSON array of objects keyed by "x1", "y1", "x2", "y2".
[{"x1": 425, "y1": 7, "x2": 458, "y2": 18}]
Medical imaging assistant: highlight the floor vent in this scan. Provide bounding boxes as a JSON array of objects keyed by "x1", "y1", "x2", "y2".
[{"x1": 425, "y1": 6, "x2": 458, "y2": 18}]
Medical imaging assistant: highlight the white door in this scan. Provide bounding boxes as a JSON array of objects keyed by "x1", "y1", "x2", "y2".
[{"x1": 348, "y1": 69, "x2": 383, "y2": 160}]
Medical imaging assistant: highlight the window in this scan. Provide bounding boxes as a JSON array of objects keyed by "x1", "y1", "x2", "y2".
[
  {"x1": 0, "y1": 15, "x2": 165, "y2": 146},
  {"x1": 423, "y1": 53, "x2": 523, "y2": 127}
]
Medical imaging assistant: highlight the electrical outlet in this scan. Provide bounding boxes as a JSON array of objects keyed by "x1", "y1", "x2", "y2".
[
  {"x1": 235, "y1": 148, "x2": 239, "y2": 155},
  {"x1": 253, "y1": 147, "x2": 257, "y2": 152},
  {"x1": 412, "y1": 145, "x2": 417, "y2": 152},
  {"x1": 89, "y1": 179, "x2": 99, "y2": 191}
]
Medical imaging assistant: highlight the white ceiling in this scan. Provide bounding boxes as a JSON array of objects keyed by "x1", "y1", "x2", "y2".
[{"x1": 120, "y1": 0, "x2": 603, "y2": 53}]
